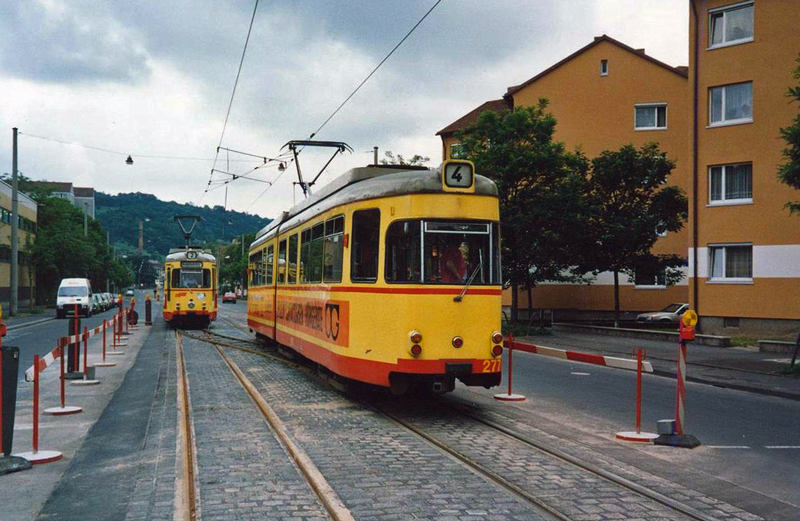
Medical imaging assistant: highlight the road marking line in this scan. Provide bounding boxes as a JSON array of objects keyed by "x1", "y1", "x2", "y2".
[
  {"x1": 705, "y1": 446, "x2": 750, "y2": 449},
  {"x1": 765, "y1": 446, "x2": 800, "y2": 449},
  {"x1": 570, "y1": 372, "x2": 591, "y2": 376}
]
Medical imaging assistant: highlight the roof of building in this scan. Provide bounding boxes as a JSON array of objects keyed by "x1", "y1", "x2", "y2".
[
  {"x1": 504, "y1": 34, "x2": 688, "y2": 98},
  {"x1": 74, "y1": 187, "x2": 95, "y2": 197},
  {"x1": 436, "y1": 99, "x2": 511, "y2": 137},
  {"x1": 33, "y1": 181, "x2": 73, "y2": 194}
]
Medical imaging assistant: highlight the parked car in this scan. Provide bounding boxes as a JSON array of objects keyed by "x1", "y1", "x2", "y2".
[
  {"x1": 636, "y1": 303, "x2": 689, "y2": 323},
  {"x1": 222, "y1": 291, "x2": 237, "y2": 304},
  {"x1": 56, "y1": 278, "x2": 94, "y2": 318}
]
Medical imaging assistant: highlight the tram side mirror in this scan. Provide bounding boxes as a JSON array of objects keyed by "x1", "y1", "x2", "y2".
[{"x1": 502, "y1": 280, "x2": 511, "y2": 290}]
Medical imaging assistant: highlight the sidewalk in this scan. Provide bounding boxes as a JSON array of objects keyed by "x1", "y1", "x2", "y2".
[{"x1": 518, "y1": 325, "x2": 800, "y2": 401}]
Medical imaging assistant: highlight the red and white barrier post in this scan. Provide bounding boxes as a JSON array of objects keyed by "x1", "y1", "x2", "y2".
[
  {"x1": 13, "y1": 355, "x2": 62, "y2": 464},
  {"x1": 44, "y1": 339, "x2": 82, "y2": 416},
  {"x1": 494, "y1": 333, "x2": 526, "y2": 402},
  {"x1": 615, "y1": 349, "x2": 658, "y2": 443},
  {"x1": 655, "y1": 311, "x2": 701, "y2": 448},
  {"x1": 94, "y1": 319, "x2": 116, "y2": 367}
]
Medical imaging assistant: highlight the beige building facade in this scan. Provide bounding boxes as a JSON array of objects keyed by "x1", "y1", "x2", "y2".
[{"x1": 0, "y1": 179, "x2": 37, "y2": 304}]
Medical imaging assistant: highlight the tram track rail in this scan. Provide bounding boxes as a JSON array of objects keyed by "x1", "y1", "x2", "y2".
[
  {"x1": 175, "y1": 331, "x2": 198, "y2": 521},
  {"x1": 185, "y1": 325, "x2": 728, "y2": 521},
  {"x1": 179, "y1": 327, "x2": 355, "y2": 521}
]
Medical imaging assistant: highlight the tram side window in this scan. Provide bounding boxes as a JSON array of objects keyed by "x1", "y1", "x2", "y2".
[
  {"x1": 300, "y1": 229, "x2": 311, "y2": 283},
  {"x1": 351, "y1": 209, "x2": 379, "y2": 282},
  {"x1": 385, "y1": 220, "x2": 422, "y2": 283},
  {"x1": 278, "y1": 239, "x2": 287, "y2": 284},
  {"x1": 323, "y1": 216, "x2": 344, "y2": 283},
  {"x1": 288, "y1": 234, "x2": 298, "y2": 284},
  {"x1": 309, "y1": 223, "x2": 324, "y2": 283},
  {"x1": 266, "y1": 244, "x2": 274, "y2": 285},
  {"x1": 249, "y1": 251, "x2": 260, "y2": 286}
]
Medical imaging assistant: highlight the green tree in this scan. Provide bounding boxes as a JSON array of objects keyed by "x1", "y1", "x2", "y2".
[
  {"x1": 582, "y1": 143, "x2": 688, "y2": 327},
  {"x1": 380, "y1": 150, "x2": 430, "y2": 166},
  {"x1": 457, "y1": 101, "x2": 592, "y2": 322},
  {"x1": 219, "y1": 232, "x2": 256, "y2": 290},
  {"x1": 778, "y1": 55, "x2": 800, "y2": 213}
]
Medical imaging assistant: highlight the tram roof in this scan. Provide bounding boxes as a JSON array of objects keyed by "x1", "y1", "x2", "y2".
[
  {"x1": 251, "y1": 164, "x2": 498, "y2": 249},
  {"x1": 165, "y1": 248, "x2": 216, "y2": 262}
]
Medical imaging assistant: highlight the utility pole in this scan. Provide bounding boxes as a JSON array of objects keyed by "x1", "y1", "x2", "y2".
[
  {"x1": 83, "y1": 205, "x2": 88, "y2": 237},
  {"x1": 106, "y1": 231, "x2": 111, "y2": 292},
  {"x1": 10, "y1": 127, "x2": 19, "y2": 316},
  {"x1": 373, "y1": 146, "x2": 378, "y2": 165},
  {"x1": 138, "y1": 219, "x2": 144, "y2": 255}
]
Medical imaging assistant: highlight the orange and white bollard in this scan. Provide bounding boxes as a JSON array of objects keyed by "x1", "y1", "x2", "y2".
[
  {"x1": 615, "y1": 349, "x2": 658, "y2": 443},
  {"x1": 494, "y1": 333, "x2": 526, "y2": 402},
  {"x1": 44, "y1": 339, "x2": 83, "y2": 416},
  {"x1": 94, "y1": 319, "x2": 116, "y2": 367},
  {"x1": 13, "y1": 356, "x2": 63, "y2": 464}
]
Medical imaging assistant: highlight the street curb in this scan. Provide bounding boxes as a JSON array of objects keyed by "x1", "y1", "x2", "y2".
[
  {"x1": 651, "y1": 369, "x2": 800, "y2": 402},
  {"x1": 7, "y1": 316, "x2": 56, "y2": 331},
  {"x1": 554, "y1": 323, "x2": 731, "y2": 347}
]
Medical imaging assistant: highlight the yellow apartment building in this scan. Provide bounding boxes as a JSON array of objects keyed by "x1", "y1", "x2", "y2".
[
  {"x1": 689, "y1": 0, "x2": 800, "y2": 335},
  {"x1": 0, "y1": 178, "x2": 38, "y2": 306},
  {"x1": 438, "y1": 35, "x2": 690, "y2": 316}
]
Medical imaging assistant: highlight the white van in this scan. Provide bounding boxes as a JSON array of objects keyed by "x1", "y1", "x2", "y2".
[{"x1": 56, "y1": 278, "x2": 93, "y2": 318}]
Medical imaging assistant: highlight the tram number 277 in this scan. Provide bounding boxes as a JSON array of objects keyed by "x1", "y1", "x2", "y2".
[{"x1": 482, "y1": 359, "x2": 501, "y2": 373}]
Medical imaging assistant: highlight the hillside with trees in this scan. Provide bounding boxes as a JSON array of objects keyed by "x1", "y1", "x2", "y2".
[{"x1": 94, "y1": 192, "x2": 271, "y2": 258}]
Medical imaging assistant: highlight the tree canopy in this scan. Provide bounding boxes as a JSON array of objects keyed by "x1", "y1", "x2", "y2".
[
  {"x1": 778, "y1": 54, "x2": 800, "y2": 213},
  {"x1": 581, "y1": 143, "x2": 687, "y2": 326},
  {"x1": 380, "y1": 150, "x2": 430, "y2": 166},
  {"x1": 456, "y1": 101, "x2": 592, "y2": 320}
]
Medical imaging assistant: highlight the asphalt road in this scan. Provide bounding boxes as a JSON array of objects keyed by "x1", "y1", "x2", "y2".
[{"x1": 498, "y1": 339, "x2": 800, "y2": 510}]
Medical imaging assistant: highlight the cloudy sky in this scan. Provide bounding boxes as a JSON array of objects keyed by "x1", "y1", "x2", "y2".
[{"x1": 0, "y1": 0, "x2": 688, "y2": 220}]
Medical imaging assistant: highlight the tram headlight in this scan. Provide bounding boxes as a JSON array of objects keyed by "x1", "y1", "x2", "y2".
[
  {"x1": 188, "y1": 300, "x2": 195, "y2": 309},
  {"x1": 452, "y1": 336, "x2": 464, "y2": 349},
  {"x1": 492, "y1": 332, "x2": 503, "y2": 345}
]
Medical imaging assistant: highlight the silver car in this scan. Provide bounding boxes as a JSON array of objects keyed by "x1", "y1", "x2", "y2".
[{"x1": 637, "y1": 303, "x2": 689, "y2": 323}]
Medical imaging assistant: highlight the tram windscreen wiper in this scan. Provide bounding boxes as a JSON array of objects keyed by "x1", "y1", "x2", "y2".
[{"x1": 454, "y1": 254, "x2": 483, "y2": 303}]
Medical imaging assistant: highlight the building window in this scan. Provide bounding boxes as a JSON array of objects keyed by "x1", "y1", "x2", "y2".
[
  {"x1": 634, "y1": 266, "x2": 667, "y2": 287},
  {"x1": 709, "y1": 244, "x2": 752, "y2": 281},
  {"x1": 600, "y1": 59, "x2": 608, "y2": 76},
  {"x1": 709, "y1": 2, "x2": 754, "y2": 48},
  {"x1": 709, "y1": 163, "x2": 752, "y2": 204},
  {"x1": 635, "y1": 104, "x2": 667, "y2": 130},
  {"x1": 710, "y1": 82, "x2": 752, "y2": 126},
  {"x1": 450, "y1": 143, "x2": 467, "y2": 160}
]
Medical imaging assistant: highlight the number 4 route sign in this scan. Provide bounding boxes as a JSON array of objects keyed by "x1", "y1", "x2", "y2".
[{"x1": 442, "y1": 160, "x2": 475, "y2": 191}]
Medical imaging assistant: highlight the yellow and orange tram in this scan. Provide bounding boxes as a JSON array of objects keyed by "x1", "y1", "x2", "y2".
[
  {"x1": 246, "y1": 160, "x2": 503, "y2": 395},
  {"x1": 163, "y1": 248, "x2": 218, "y2": 328}
]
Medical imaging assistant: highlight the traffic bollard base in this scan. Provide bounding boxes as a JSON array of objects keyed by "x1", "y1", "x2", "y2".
[
  {"x1": 64, "y1": 371, "x2": 84, "y2": 380},
  {"x1": 107, "y1": 351, "x2": 126, "y2": 356},
  {"x1": 93, "y1": 362, "x2": 116, "y2": 367},
  {"x1": 44, "y1": 405, "x2": 83, "y2": 416},
  {"x1": 654, "y1": 433, "x2": 701, "y2": 449},
  {"x1": 0, "y1": 455, "x2": 33, "y2": 475},
  {"x1": 12, "y1": 450, "x2": 62, "y2": 465},
  {"x1": 615, "y1": 431, "x2": 659, "y2": 443},
  {"x1": 70, "y1": 379, "x2": 100, "y2": 386},
  {"x1": 493, "y1": 393, "x2": 526, "y2": 402}
]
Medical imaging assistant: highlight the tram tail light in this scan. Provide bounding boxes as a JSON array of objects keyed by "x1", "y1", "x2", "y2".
[
  {"x1": 409, "y1": 330, "x2": 422, "y2": 357},
  {"x1": 491, "y1": 344, "x2": 504, "y2": 357},
  {"x1": 410, "y1": 331, "x2": 422, "y2": 344},
  {"x1": 452, "y1": 336, "x2": 464, "y2": 349},
  {"x1": 492, "y1": 332, "x2": 503, "y2": 345},
  {"x1": 410, "y1": 344, "x2": 422, "y2": 357}
]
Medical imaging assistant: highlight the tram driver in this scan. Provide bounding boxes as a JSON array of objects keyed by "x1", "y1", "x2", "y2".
[{"x1": 441, "y1": 240, "x2": 469, "y2": 283}]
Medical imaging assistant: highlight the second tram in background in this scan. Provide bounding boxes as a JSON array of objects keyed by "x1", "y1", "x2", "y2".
[
  {"x1": 163, "y1": 216, "x2": 219, "y2": 328},
  {"x1": 246, "y1": 158, "x2": 503, "y2": 395}
]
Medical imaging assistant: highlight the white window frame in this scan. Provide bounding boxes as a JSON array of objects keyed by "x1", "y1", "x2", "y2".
[
  {"x1": 633, "y1": 266, "x2": 667, "y2": 289},
  {"x1": 708, "y1": 162, "x2": 753, "y2": 206},
  {"x1": 708, "y1": 1, "x2": 754, "y2": 50},
  {"x1": 708, "y1": 82, "x2": 753, "y2": 127},
  {"x1": 634, "y1": 103, "x2": 667, "y2": 131},
  {"x1": 600, "y1": 59, "x2": 608, "y2": 76},
  {"x1": 707, "y1": 243, "x2": 753, "y2": 283}
]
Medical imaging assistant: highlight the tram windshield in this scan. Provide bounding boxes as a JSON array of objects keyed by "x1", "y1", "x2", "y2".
[
  {"x1": 171, "y1": 268, "x2": 212, "y2": 289},
  {"x1": 385, "y1": 220, "x2": 500, "y2": 285}
]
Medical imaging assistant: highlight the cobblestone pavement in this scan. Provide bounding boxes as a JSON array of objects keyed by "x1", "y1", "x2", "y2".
[
  {"x1": 208, "y1": 331, "x2": 546, "y2": 520},
  {"x1": 379, "y1": 400, "x2": 761, "y2": 521},
  {"x1": 180, "y1": 331, "x2": 330, "y2": 521}
]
